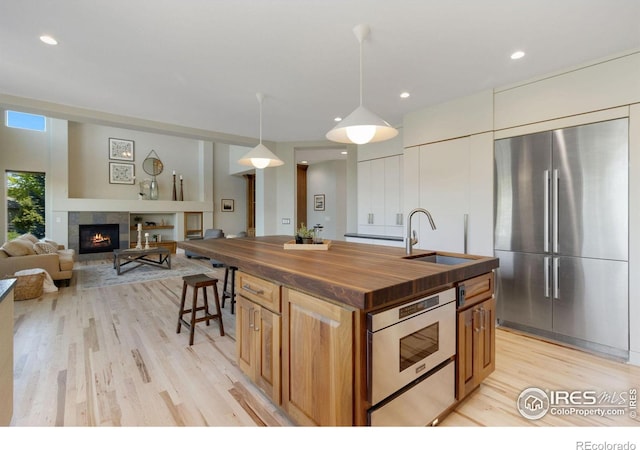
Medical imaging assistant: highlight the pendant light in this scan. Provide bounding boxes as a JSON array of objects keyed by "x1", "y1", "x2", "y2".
[
  {"x1": 238, "y1": 93, "x2": 284, "y2": 169},
  {"x1": 326, "y1": 24, "x2": 398, "y2": 145}
]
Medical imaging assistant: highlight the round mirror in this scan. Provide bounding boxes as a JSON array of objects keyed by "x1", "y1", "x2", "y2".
[{"x1": 142, "y1": 151, "x2": 164, "y2": 176}]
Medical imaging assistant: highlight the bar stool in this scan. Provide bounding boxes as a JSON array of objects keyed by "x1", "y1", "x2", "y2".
[
  {"x1": 177, "y1": 274, "x2": 224, "y2": 345},
  {"x1": 221, "y1": 265, "x2": 237, "y2": 314}
]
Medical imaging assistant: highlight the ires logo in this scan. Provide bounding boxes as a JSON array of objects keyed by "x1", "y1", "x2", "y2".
[
  {"x1": 517, "y1": 387, "x2": 637, "y2": 420},
  {"x1": 549, "y1": 390, "x2": 598, "y2": 405}
]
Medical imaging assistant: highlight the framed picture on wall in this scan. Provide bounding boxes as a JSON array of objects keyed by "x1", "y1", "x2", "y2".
[
  {"x1": 109, "y1": 162, "x2": 135, "y2": 184},
  {"x1": 221, "y1": 199, "x2": 234, "y2": 212},
  {"x1": 314, "y1": 194, "x2": 325, "y2": 211},
  {"x1": 109, "y1": 138, "x2": 135, "y2": 161}
]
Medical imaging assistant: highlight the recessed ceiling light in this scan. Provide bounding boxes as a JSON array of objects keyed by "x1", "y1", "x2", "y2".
[
  {"x1": 511, "y1": 50, "x2": 525, "y2": 60},
  {"x1": 334, "y1": 117, "x2": 342, "y2": 122},
  {"x1": 400, "y1": 92, "x2": 410, "y2": 99},
  {"x1": 40, "y1": 35, "x2": 58, "y2": 45},
  {"x1": 341, "y1": 151, "x2": 348, "y2": 155},
  {"x1": 300, "y1": 160, "x2": 308, "y2": 164}
]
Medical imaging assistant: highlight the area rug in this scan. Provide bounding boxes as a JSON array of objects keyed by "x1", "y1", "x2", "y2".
[{"x1": 75, "y1": 256, "x2": 210, "y2": 290}]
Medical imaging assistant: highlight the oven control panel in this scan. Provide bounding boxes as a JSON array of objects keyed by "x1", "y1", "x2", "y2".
[{"x1": 368, "y1": 287, "x2": 456, "y2": 332}]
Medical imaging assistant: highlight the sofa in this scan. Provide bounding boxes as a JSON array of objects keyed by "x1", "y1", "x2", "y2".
[{"x1": 0, "y1": 233, "x2": 75, "y2": 286}]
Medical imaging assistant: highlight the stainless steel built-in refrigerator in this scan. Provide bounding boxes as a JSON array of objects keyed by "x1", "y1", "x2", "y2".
[{"x1": 494, "y1": 118, "x2": 629, "y2": 359}]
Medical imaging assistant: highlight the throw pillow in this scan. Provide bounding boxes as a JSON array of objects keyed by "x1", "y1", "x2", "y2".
[
  {"x1": 19, "y1": 233, "x2": 39, "y2": 243},
  {"x1": 1, "y1": 239, "x2": 36, "y2": 256},
  {"x1": 44, "y1": 239, "x2": 60, "y2": 249},
  {"x1": 33, "y1": 241, "x2": 58, "y2": 254}
]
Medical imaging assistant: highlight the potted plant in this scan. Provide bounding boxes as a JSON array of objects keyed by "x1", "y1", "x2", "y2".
[{"x1": 295, "y1": 223, "x2": 313, "y2": 244}]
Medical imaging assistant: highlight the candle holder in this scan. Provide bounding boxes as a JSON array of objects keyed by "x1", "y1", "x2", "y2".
[
  {"x1": 172, "y1": 173, "x2": 177, "y2": 201},
  {"x1": 180, "y1": 177, "x2": 184, "y2": 201},
  {"x1": 136, "y1": 225, "x2": 143, "y2": 249},
  {"x1": 144, "y1": 233, "x2": 150, "y2": 250}
]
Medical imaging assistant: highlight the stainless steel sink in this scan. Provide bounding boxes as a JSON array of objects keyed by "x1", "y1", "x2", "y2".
[{"x1": 404, "y1": 253, "x2": 475, "y2": 265}]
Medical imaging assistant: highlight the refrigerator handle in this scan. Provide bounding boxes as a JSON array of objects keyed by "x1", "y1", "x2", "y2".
[
  {"x1": 544, "y1": 256, "x2": 550, "y2": 298},
  {"x1": 553, "y1": 257, "x2": 559, "y2": 299},
  {"x1": 553, "y1": 169, "x2": 559, "y2": 253},
  {"x1": 544, "y1": 170, "x2": 550, "y2": 253}
]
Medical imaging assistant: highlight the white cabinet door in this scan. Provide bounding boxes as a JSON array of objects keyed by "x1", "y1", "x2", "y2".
[
  {"x1": 414, "y1": 134, "x2": 493, "y2": 255},
  {"x1": 417, "y1": 139, "x2": 469, "y2": 253},
  {"x1": 384, "y1": 155, "x2": 404, "y2": 237},
  {"x1": 357, "y1": 159, "x2": 385, "y2": 235}
]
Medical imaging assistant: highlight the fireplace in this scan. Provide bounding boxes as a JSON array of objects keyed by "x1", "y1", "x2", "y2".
[{"x1": 79, "y1": 224, "x2": 120, "y2": 254}]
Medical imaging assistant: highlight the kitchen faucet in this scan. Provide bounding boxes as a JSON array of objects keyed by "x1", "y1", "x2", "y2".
[{"x1": 406, "y1": 208, "x2": 437, "y2": 255}]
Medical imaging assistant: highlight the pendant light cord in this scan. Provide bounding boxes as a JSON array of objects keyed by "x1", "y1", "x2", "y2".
[
  {"x1": 257, "y1": 92, "x2": 264, "y2": 145},
  {"x1": 358, "y1": 34, "x2": 364, "y2": 107}
]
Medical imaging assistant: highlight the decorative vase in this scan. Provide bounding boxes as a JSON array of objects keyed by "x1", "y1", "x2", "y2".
[{"x1": 149, "y1": 177, "x2": 159, "y2": 200}]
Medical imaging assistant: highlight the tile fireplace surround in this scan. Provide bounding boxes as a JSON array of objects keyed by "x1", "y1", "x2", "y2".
[{"x1": 68, "y1": 212, "x2": 130, "y2": 261}]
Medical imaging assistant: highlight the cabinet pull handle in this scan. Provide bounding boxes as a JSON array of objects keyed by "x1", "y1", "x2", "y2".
[
  {"x1": 253, "y1": 309, "x2": 260, "y2": 332},
  {"x1": 248, "y1": 306, "x2": 254, "y2": 328},
  {"x1": 463, "y1": 213, "x2": 468, "y2": 254},
  {"x1": 396, "y1": 213, "x2": 403, "y2": 226},
  {"x1": 242, "y1": 284, "x2": 264, "y2": 296},
  {"x1": 474, "y1": 308, "x2": 481, "y2": 333},
  {"x1": 480, "y1": 307, "x2": 485, "y2": 331}
]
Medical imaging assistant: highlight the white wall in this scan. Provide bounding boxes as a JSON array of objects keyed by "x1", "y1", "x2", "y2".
[
  {"x1": 68, "y1": 122, "x2": 205, "y2": 201},
  {"x1": 213, "y1": 142, "x2": 247, "y2": 235},
  {"x1": 306, "y1": 160, "x2": 347, "y2": 241}
]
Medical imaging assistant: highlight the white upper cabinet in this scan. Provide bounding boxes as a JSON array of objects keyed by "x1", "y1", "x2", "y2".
[{"x1": 494, "y1": 52, "x2": 640, "y2": 130}]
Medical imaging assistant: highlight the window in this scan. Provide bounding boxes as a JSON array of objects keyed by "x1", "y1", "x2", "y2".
[
  {"x1": 6, "y1": 171, "x2": 46, "y2": 240},
  {"x1": 5, "y1": 110, "x2": 46, "y2": 132}
]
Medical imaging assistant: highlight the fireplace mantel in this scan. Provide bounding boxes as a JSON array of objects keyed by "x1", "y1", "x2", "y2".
[{"x1": 59, "y1": 198, "x2": 211, "y2": 213}]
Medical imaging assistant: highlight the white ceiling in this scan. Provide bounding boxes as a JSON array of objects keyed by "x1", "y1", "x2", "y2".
[{"x1": 1, "y1": 0, "x2": 639, "y2": 146}]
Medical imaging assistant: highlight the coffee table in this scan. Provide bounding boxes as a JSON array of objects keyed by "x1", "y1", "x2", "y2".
[{"x1": 113, "y1": 247, "x2": 171, "y2": 275}]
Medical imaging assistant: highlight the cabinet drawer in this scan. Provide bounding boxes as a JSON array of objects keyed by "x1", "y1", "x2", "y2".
[
  {"x1": 236, "y1": 271, "x2": 281, "y2": 313},
  {"x1": 457, "y1": 272, "x2": 494, "y2": 311}
]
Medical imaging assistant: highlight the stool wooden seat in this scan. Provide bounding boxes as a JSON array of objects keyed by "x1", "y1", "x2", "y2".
[
  {"x1": 221, "y1": 265, "x2": 238, "y2": 314},
  {"x1": 177, "y1": 274, "x2": 224, "y2": 345}
]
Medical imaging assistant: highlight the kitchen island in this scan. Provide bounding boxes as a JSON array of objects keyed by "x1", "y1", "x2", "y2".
[{"x1": 178, "y1": 236, "x2": 499, "y2": 426}]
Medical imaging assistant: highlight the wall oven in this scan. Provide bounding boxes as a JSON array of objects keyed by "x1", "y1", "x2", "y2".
[{"x1": 367, "y1": 287, "x2": 456, "y2": 426}]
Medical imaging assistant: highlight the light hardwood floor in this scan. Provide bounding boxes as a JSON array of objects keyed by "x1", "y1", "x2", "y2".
[{"x1": 8, "y1": 255, "x2": 640, "y2": 427}]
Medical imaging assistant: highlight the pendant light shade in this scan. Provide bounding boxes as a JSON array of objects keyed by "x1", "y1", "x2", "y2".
[
  {"x1": 326, "y1": 24, "x2": 398, "y2": 145},
  {"x1": 238, "y1": 93, "x2": 284, "y2": 169}
]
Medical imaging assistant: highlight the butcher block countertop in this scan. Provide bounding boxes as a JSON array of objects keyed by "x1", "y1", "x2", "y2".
[{"x1": 178, "y1": 235, "x2": 499, "y2": 311}]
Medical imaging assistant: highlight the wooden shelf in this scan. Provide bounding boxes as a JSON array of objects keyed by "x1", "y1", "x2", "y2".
[
  {"x1": 129, "y1": 240, "x2": 177, "y2": 254},
  {"x1": 130, "y1": 225, "x2": 174, "y2": 231},
  {"x1": 184, "y1": 211, "x2": 203, "y2": 239}
]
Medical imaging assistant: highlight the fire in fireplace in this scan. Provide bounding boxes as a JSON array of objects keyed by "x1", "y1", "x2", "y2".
[{"x1": 79, "y1": 224, "x2": 120, "y2": 254}]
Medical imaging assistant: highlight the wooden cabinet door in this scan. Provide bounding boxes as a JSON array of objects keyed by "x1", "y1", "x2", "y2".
[
  {"x1": 477, "y1": 297, "x2": 496, "y2": 382},
  {"x1": 456, "y1": 306, "x2": 477, "y2": 400},
  {"x1": 456, "y1": 297, "x2": 496, "y2": 400},
  {"x1": 236, "y1": 295, "x2": 282, "y2": 405},
  {"x1": 255, "y1": 306, "x2": 281, "y2": 405},
  {"x1": 282, "y1": 288, "x2": 354, "y2": 426},
  {"x1": 236, "y1": 296, "x2": 255, "y2": 376}
]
